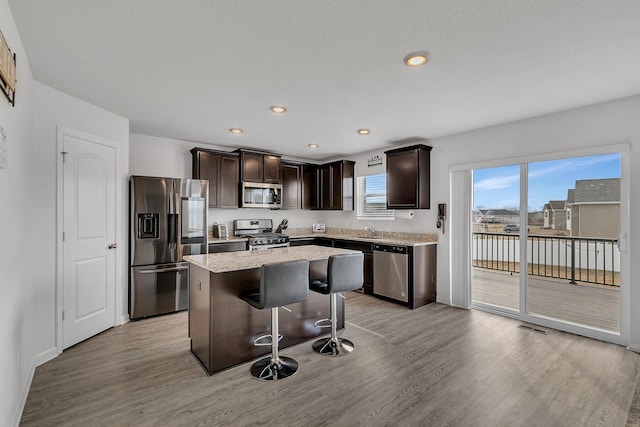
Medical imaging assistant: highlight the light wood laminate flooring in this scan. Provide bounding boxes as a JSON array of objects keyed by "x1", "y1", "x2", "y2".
[{"x1": 21, "y1": 292, "x2": 638, "y2": 426}]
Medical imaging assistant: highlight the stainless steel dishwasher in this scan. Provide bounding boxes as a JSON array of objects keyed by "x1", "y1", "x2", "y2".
[{"x1": 373, "y1": 244, "x2": 409, "y2": 302}]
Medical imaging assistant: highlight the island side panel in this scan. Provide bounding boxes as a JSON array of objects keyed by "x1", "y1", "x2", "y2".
[
  {"x1": 209, "y1": 258, "x2": 344, "y2": 374},
  {"x1": 189, "y1": 263, "x2": 212, "y2": 372}
]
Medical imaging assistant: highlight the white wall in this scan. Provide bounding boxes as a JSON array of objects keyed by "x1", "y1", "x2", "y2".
[{"x1": 0, "y1": 1, "x2": 34, "y2": 425}]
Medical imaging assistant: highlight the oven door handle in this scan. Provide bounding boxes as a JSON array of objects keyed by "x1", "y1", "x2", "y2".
[
  {"x1": 139, "y1": 266, "x2": 189, "y2": 274},
  {"x1": 249, "y1": 243, "x2": 290, "y2": 250}
]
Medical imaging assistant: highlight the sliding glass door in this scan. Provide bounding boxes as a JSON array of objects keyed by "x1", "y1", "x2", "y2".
[
  {"x1": 470, "y1": 151, "x2": 624, "y2": 340},
  {"x1": 525, "y1": 154, "x2": 621, "y2": 333},
  {"x1": 471, "y1": 164, "x2": 521, "y2": 313}
]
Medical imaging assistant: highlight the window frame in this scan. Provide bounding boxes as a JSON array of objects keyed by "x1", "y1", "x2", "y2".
[{"x1": 356, "y1": 173, "x2": 395, "y2": 220}]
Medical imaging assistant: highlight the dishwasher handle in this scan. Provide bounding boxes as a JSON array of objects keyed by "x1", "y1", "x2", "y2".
[{"x1": 373, "y1": 244, "x2": 408, "y2": 254}]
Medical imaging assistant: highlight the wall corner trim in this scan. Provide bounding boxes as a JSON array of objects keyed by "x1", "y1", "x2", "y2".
[{"x1": 13, "y1": 347, "x2": 57, "y2": 427}]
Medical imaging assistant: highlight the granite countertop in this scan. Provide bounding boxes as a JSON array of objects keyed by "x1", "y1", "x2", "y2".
[
  {"x1": 285, "y1": 228, "x2": 438, "y2": 247},
  {"x1": 184, "y1": 245, "x2": 359, "y2": 273}
]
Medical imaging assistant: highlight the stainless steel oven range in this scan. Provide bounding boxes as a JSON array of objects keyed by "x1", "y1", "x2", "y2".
[{"x1": 233, "y1": 219, "x2": 290, "y2": 250}]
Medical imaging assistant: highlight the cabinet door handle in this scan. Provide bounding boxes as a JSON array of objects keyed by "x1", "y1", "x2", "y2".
[{"x1": 108, "y1": 243, "x2": 117, "y2": 249}]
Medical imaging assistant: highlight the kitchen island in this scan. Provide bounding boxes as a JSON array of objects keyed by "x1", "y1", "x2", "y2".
[{"x1": 184, "y1": 246, "x2": 360, "y2": 375}]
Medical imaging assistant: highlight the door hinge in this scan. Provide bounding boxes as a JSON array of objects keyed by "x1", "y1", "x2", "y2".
[
  {"x1": 62, "y1": 310, "x2": 65, "y2": 321},
  {"x1": 61, "y1": 151, "x2": 68, "y2": 162},
  {"x1": 62, "y1": 232, "x2": 65, "y2": 242}
]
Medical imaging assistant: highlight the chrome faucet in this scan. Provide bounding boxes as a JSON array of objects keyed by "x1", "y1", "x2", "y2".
[
  {"x1": 364, "y1": 223, "x2": 375, "y2": 235},
  {"x1": 364, "y1": 223, "x2": 382, "y2": 238}
]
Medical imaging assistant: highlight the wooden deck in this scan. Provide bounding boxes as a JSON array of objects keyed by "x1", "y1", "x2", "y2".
[{"x1": 472, "y1": 268, "x2": 620, "y2": 332}]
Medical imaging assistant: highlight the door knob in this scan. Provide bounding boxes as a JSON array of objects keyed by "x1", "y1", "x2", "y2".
[{"x1": 108, "y1": 243, "x2": 117, "y2": 249}]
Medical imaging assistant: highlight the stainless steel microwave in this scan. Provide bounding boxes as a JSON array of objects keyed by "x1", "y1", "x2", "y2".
[{"x1": 241, "y1": 182, "x2": 282, "y2": 209}]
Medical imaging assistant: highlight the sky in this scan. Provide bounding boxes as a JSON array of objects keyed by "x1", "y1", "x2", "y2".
[{"x1": 473, "y1": 153, "x2": 621, "y2": 212}]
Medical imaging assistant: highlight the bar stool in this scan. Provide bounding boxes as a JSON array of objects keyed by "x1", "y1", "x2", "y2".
[
  {"x1": 310, "y1": 253, "x2": 364, "y2": 356},
  {"x1": 240, "y1": 259, "x2": 309, "y2": 380}
]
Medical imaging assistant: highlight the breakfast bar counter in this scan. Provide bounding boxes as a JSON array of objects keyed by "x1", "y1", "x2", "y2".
[{"x1": 184, "y1": 246, "x2": 360, "y2": 375}]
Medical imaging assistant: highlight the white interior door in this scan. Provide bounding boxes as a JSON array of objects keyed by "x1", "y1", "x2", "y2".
[{"x1": 62, "y1": 130, "x2": 116, "y2": 349}]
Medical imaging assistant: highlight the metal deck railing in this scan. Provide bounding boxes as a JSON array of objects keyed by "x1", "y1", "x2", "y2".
[{"x1": 472, "y1": 232, "x2": 620, "y2": 287}]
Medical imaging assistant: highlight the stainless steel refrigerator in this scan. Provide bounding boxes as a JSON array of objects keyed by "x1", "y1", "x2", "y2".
[{"x1": 129, "y1": 176, "x2": 208, "y2": 319}]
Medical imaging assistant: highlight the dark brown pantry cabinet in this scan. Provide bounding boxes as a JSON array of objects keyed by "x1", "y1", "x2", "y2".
[
  {"x1": 385, "y1": 144, "x2": 432, "y2": 209},
  {"x1": 238, "y1": 149, "x2": 282, "y2": 183},
  {"x1": 191, "y1": 148, "x2": 239, "y2": 208}
]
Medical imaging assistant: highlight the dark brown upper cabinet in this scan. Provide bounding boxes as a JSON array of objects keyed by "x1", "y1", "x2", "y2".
[
  {"x1": 331, "y1": 161, "x2": 354, "y2": 210},
  {"x1": 302, "y1": 164, "x2": 319, "y2": 210},
  {"x1": 281, "y1": 161, "x2": 302, "y2": 209},
  {"x1": 310, "y1": 160, "x2": 354, "y2": 211},
  {"x1": 385, "y1": 144, "x2": 432, "y2": 209},
  {"x1": 191, "y1": 148, "x2": 239, "y2": 208},
  {"x1": 238, "y1": 149, "x2": 282, "y2": 184}
]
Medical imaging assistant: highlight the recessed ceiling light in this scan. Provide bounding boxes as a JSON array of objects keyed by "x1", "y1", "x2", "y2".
[
  {"x1": 308, "y1": 144, "x2": 319, "y2": 149},
  {"x1": 404, "y1": 52, "x2": 429, "y2": 67},
  {"x1": 229, "y1": 128, "x2": 243, "y2": 134},
  {"x1": 270, "y1": 106, "x2": 287, "y2": 113},
  {"x1": 357, "y1": 129, "x2": 370, "y2": 135}
]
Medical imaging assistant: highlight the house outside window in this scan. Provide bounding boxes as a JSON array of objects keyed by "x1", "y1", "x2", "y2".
[{"x1": 357, "y1": 174, "x2": 394, "y2": 220}]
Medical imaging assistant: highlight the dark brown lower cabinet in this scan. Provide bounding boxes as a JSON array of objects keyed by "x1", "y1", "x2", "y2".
[
  {"x1": 408, "y1": 244, "x2": 437, "y2": 309},
  {"x1": 286, "y1": 237, "x2": 434, "y2": 306},
  {"x1": 332, "y1": 239, "x2": 373, "y2": 294}
]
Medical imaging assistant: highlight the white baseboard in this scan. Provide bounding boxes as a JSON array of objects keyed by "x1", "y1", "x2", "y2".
[
  {"x1": 118, "y1": 315, "x2": 130, "y2": 326},
  {"x1": 13, "y1": 347, "x2": 57, "y2": 427},
  {"x1": 436, "y1": 296, "x2": 451, "y2": 305},
  {"x1": 628, "y1": 342, "x2": 640, "y2": 353}
]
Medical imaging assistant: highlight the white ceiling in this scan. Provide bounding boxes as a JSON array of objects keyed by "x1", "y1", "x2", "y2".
[{"x1": 8, "y1": 0, "x2": 640, "y2": 160}]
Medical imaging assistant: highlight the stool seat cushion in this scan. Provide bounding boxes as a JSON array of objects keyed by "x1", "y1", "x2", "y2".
[
  {"x1": 310, "y1": 279, "x2": 329, "y2": 294},
  {"x1": 240, "y1": 291, "x2": 262, "y2": 309},
  {"x1": 309, "y1": 253, "x2": 364, "y2": 295}
]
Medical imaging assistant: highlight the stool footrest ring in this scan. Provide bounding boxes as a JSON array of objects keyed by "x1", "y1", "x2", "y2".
[
  {"x1": 314, "y1": 318, "x2": 332, "y2": 329},
  {"x1": 253, "y1": 333, "x2": 283, "y2": 346}
]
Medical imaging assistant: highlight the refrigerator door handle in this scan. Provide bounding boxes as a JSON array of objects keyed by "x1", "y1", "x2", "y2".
[{"x1": 167, "y1": 214, "x2": 177, "y2": 244}]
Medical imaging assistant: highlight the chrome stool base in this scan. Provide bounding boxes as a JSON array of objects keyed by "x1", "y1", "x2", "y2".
[
  {"x1": 250, "y1": 356, "x2": 299, "y2": 380},
  {"x1": 312, "y1": 337, "x2": 354, "y2": 356}
]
